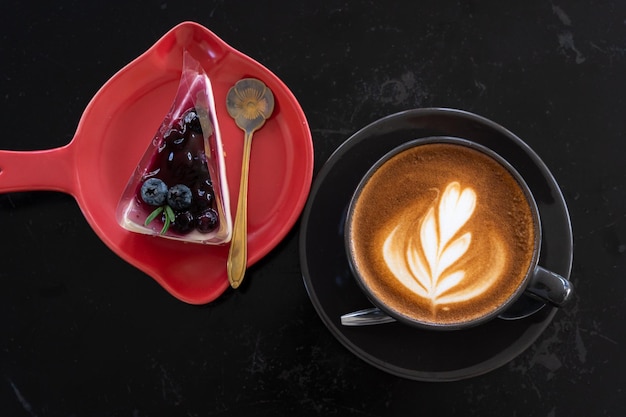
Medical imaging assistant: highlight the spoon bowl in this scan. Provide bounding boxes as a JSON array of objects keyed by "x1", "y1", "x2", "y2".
[{"x1": 0, "y1": 22, "x2": 313, "y2": 304}]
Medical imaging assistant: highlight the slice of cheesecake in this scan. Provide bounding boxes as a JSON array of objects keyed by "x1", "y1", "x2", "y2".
[{"x1": 117, "y1": 52, "x2": 232, "y2": 244}]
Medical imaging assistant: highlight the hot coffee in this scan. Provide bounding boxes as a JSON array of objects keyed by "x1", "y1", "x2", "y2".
[{"x1": 347, "y1": 140, "x2": 538, "y2": 327}]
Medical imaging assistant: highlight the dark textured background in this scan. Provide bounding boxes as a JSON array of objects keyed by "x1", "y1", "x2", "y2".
[{"x1": 1, "y1": 1, "x2": 624, "y2": 416}]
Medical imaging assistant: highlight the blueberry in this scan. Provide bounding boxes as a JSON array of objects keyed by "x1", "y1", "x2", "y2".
[
  {"x1": 164, "y1": 128, "x2": 186, "y2": 148},
  {"x1": 183, "y1": 109, "x2": 202, "y2": 133},
  {"x1": 167, "y1": 150, "x2": 195, "y2": 182},
  {"x1": 172, "y1": 210, "x2": 194, "y2": 234},
  {"x1": 167, "y1": 184, "x2": 192, "y2": 211},
  {"x1": 191, "y1": 180, "x2": 214, "y2": 210},
  {"x1": 196, "y1": 208, "x2": 219, "y2": 233},
  {"x1": 140, "y1": 178, "x2": 168, "y2": 206}
]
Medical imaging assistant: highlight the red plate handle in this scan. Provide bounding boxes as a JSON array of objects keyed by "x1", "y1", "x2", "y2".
[{"x1": 0, "y1": 145, "x2": 76, "y2": 195}]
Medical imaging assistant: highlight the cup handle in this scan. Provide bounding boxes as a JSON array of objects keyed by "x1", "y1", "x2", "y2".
[{"x1": 525, "y1": 266, "x2": 574, "y2": 307}]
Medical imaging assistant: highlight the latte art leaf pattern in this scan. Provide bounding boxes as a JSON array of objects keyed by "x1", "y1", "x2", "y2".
[
  {"x1": 422, "y1": 183, "x2": 475, "y2": 287},
  {"x1": 418, "y1": 182, "x2": 476, "y2": 298},
  {"x1": 383, "y1": 181, "x2": 504, "y2": 307}
]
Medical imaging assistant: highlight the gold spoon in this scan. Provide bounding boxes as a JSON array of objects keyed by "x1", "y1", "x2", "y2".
[{"x1": 225, "y1": 78, "x2": 275, "y2": 288}]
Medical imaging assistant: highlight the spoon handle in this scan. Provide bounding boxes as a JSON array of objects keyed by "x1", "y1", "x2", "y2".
[
  {"x1": 227, "y1": 131, "x2": 253, "y2": 288},
  {"x1": 340, "y1": 307, "x2": 397, "y2": 326}
]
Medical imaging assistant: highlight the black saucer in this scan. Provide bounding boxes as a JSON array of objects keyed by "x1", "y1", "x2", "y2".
[{"x1": 299, "y1": 108, "x2": 573, "y2": 381}]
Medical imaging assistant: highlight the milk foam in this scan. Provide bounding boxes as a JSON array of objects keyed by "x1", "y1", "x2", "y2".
[{"x1": 382, "y1": 182, "x2": 505, "y2": 306}]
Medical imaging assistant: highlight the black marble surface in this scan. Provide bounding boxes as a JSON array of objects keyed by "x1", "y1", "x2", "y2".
[{"x1": 1, "y1": 1, "x2": 624, "y2": 416}]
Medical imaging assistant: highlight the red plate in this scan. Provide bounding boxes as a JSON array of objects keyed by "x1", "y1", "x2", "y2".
[{"x1": 0, "y1": 22, "x2": 314, "y2": 304}]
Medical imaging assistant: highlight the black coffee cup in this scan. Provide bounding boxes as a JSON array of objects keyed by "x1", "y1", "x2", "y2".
[{"x1": 345, "y1": 136, "x2": 573, "y2": 330}]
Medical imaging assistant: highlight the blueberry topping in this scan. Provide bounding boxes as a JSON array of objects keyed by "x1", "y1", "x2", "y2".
[
  {"x1": 191, "y1": 180, "x2": 214, "y2": 210},
  {"x1": 183, "y1": 109, "x2": 202, "y2": 133},
  {"x1": 164, "y1": 128, "x2": 186, "y2": 149},
  {"x1": 136, "y1": 108, "x2": 219, "y2": 237},
  {"x1": 167, "y1": 184, "x2": 192, "y2": 211},
  {"x1": 172, "y1": 210, "x2": 194, "y2": 234},
  {"x1": 196, "y1": 208, "x2": 219, "y2": 233},
  {"x1": 140, "y1": 178, "x2": 168, "y2": 206}
]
